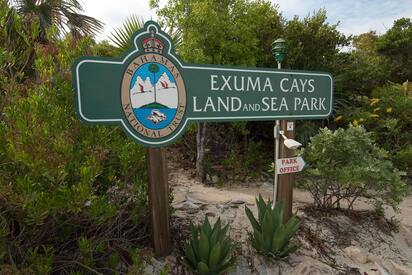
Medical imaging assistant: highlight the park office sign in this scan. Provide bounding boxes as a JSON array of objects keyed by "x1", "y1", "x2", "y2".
[{"x1": 73, "y1": 21, "x2": 333, "y2": 147}]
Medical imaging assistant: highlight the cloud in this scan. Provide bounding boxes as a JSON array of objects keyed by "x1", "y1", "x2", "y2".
[{"x1": 273, "y1": 0, "x2": 412, "y2": 35}]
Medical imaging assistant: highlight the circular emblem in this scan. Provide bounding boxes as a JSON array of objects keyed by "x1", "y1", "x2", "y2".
[{"x1": 121, "y1": 54, "x2": 186, "y2": 140}]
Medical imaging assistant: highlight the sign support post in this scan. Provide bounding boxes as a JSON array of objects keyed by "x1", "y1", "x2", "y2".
[
  {"x1": 147, "y1": 148, "x2": 172, "y2": 257},
  {"x1": 273, "y1": 120, "x2": 280, "y2": 209},
  {"x1": 277, "y1": 120, "x2": 296, "y2": 221}
]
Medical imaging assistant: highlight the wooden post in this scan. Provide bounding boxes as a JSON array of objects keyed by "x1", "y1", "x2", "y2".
[
  {"x1": 276, "y1": 120, "x2": 295, "y2": 222},
  {"x1": 147, "y1": 148, "x2": 172, "y2": 257}
]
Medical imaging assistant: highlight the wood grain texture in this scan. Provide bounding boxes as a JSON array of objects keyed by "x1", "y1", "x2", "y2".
[
  {"x1": 277, "y1": 120, "x2": 295, "y2": 222},
  {"x1": 147, "y1": 148, "x2": 172, "y2": 257}
]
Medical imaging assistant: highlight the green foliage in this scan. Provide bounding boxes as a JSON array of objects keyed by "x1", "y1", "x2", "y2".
[
  {"x1": 334, "y1": 32, "x2": 389, "y2": 97},
  {"x1": 376, "y1": 18, "x2": 412, "y2": 83},
  {"x1": 298, "y1": 126, "x2": 409, "y2": 211},
  {"x1": 201, "y1": 123, "x2": 270, "y2": 183},
  {"x1": 245, "y1": 195, "x2": 300, "y2": 259},
  {"x1": 127, "y1": 248, "x2": 152, "y2": 274},
  {"x1": 26, "y1": 246, "x2": 54, "y2": 274},
  {"x1": 110, "y1": 14, "x2": 145, "y2": 53},
  {"x1": 283, "y1": 9, "x2": 348, "y2": 71},
  {"x1": 0, "y1": 11, "x2": 149, "y2": 272},
  {"x1": 0, "y1": 1, "x2": 39, "y2": 79},
  {"x1": 220, "y1": 140, "x2": 268, "y2": 180},
  {"x1": 335, "y1": 18, "x2": 412, "y2": 102},
  {"x1": 184, "y1": 217, "x2": 236, "y2": 275},
  {"x1": 8, "y1": 0, "x2": 103, "y2": 40},
  {"x1": 334, "y1": 84, "x2": 412, "y2": 172},
  {"x1": 109, "y1": 14, "x2": 182, "y2": 56},
  {"x1": 394, "y1": 146, "x2": 412, "y2": 172},
  {"x1": 153, "y1": 0, "x2": 282, "y2": 67},
  {"x1": 92, "y1": 40, "x2": 118, "y2": 57}
]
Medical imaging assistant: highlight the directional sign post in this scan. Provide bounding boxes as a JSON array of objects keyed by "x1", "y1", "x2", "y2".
[
  {"x1": 276, "y1": 156, "x2": 305, "y2": 175},
  {"x1": 72, "y1": 21, "x2": 333, "y2": 256}
]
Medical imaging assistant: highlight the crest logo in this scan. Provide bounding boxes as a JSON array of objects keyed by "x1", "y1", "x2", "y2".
[{"x1": 121, "y1": 29, "x2": 186, "y2": 141}]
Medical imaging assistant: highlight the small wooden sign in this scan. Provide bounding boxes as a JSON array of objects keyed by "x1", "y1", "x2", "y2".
[{"x1": 276, "y1": 156, "x2": 305, "y2": 175}]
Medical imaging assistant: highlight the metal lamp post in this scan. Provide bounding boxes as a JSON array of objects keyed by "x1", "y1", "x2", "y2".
[
  {"x1": 271, "y1": 38, "x2": 288, "y2": 208},
  {"x1": 272, "y1": 38, "x2": 288, "y2": 69}
]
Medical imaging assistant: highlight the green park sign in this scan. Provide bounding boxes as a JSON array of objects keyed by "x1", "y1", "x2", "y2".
[{"x1": 73, "y1": 21, "x2": 333, "y2": 147}]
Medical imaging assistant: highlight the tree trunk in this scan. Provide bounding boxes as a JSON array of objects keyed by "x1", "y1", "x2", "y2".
[{"x1": 196, "y1": 122, "x2": 207, "y2": 182}]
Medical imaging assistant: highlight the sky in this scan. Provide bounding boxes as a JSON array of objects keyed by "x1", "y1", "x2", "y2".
[
  {"x1": 82, "y1": 0, "x2": 412, "y2": 41},
  {"x1": 131, "y1": 63, "x2": 176, "y2": 88}
]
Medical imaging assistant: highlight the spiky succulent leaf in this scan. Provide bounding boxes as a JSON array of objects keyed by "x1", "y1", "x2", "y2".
[
  {"x1": 278, "y1": 243, "x2": 300, "y2": 258},
  {"x1": 218, "y1": 224, "x2": 229, "y2": 243},
  {"x1": 275, "y1": 217, "x2": 300, "y2": 251},
  {"x1": 210, "y1": 218, "x2": 221, "y2": 246},
  {"x1": 213, "y1": 218, "x2": 222, "y2": 231},
  {"x1": 199, "y1": 230, "x2": 210, "y2": 263},
  {"x1": 208, "y1": 243, "x2": 221, "y2": 271},
  {"x1": 246, "y1": 195, "x2": 301, "y2": 259},
  {"x1": 216, "y1": 260, "x2": 236, "y2": 275},
  {"x1": 184, "y1": 216, "x2": 236, "y2": 274},
  {"x1": 189, "y1": 222, "x2": 200, "y2": 259},
  {"x1": 202, "y1": 216, "x2": 212, "y2": 236},
  {"x1": 220, "y1": 239, "x2": 231, "y2": 260},
  {"x1": 184, "y1": 242, "x2": 197, "y2": 269},
  {"x1": 245, "y1": 205, "x2": 261, "y2": 232},
  {"x1": 252, "y1": 229, "x2": 264, "y2": 251},
  {"x1": 257, "y1": 195, "x2": 266, "y2": 224},
  {"x1": 262, "y1": 211, "x2": 273, "y2": 251},
  {"x1": 273, "y1": 201, "x2": 284, "y2": 233},
  {"x1": 197, "y1": 261, "x2": 209, "y2": 274}
]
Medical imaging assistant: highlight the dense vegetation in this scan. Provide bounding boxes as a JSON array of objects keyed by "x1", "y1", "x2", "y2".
[
  {"x1": 0, "y1": 0, "x2": 411, "y2": 273},
  {"x1": 1, "y1": 2, "x2": 149, "y2": 273}
]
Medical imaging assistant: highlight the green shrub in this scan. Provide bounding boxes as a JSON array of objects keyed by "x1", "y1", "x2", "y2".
[
  {"x1": 184, "y1": 217, "x2": 236, "y2": 275},
  {"x1": 0, "y1": 12, "x2": 149, "y2": 272},
  {"x1": 334, "y1": 84, "x2": 412, "y2": 172},
  {"x1": 245, "y1": 195, "x2": 300, "y2": 259},
  {"x1": 393, "y1": 145, "x2": 412, "y2": 172},
  {"x1": 298, "y1": 126, "x2": 409, "y2": 211},
  {"x1": 216, "y1": 140, "x2": 268, "y2": 182}
]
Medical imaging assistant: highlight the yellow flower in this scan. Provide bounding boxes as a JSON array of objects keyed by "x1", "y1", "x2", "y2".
[
  {"x1": 370, "y1": 98, "x2": 380, "y2": 106},
  {"x1": 353, "y1": 120, "x2": 359, "y2": 126},
  {"x1": 334, "y1": 115, "x2": 343, "y2": 122},
  {"x1": 386, "y1": 107, "x2": 392, "y2": 113}
]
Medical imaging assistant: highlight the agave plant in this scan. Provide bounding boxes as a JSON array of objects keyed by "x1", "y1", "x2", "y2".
[
  {"x1": 245, "y1": 195, "x2": 300, "y2": 259},
  {"x1": 184, "y1": 217, "x2": 236, "y2": 275}
]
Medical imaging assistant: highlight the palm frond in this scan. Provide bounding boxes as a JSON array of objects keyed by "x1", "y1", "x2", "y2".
[
  {"x1": 109, "y1": 15, "x2": 183, "y2": 54},
  {"x1": 109, "y1": 14, "x2": 144, "y2": 53},
  {"x1": 9, "y1": 0, "x2": 103, "y2": 39}
]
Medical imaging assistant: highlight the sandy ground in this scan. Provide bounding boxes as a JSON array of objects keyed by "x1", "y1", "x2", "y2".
[
  {"x1": 166, "y1": 164, "x2": 412, "y2": 275},
  {"x1": 171, "y1": 168, "x2": 412, "y2": 228}
]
